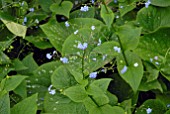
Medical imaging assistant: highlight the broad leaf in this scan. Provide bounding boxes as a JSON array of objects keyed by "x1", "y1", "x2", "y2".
[
  {"x1": 50, "y1": 1, "x2": 73, "y2": 18},
  {"x1": 117, "y1": 51, "x2": 143, "y2": 92},
  {"x1": 44, "y1": 92, "x2": 88, "y2": 114},
  {"x1": 116, "y1": 25, "x2": 141, "y2": 51},
  {"x1": 51, "y1": 65, "x2": 77, "y2": 89},
  {"x1": 134, "y1": 27, "x2": 170, "y2": 79},
  {"x1": 63, "y1": 85, "x2": 88, "y2": 102},
  {"x1": 137, "y1": 6, "x2": 170, "y2": 33},
  {"x1": 1, "y1": 19, "x2": 27, "y2": 38},
  {"x1": 11, "y1": 94, "x2": 38, "y2": 114}
]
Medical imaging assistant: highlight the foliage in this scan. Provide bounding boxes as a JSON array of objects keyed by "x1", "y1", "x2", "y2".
[{"x1": 0, "y1": 0, "x2": 170, "y2": 114}]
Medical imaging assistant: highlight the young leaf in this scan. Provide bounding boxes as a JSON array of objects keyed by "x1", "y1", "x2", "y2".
[
  {"x1": 117, "y1": 51, "x2": 143, "y2": 93},
  {"x1": 50, "y1": 1, "x2": 73, "y2": 18},
  {"x1": 100, "y1": 4, "x2": 114, "y2": 28},
  {"x1": 0, "y1": 90, "x2": 10, "y2": 114},
  {"x1": 51, "y1": 65, "x2": 77, "y2": 89},
  {"x1": 1, "y1": 75, "x2": 27, "y2": 91},
  {"x1": 63, "y1": 85, "x2": 88, "y2": 102},
  {"x1": 1, "y1": 19, "x2": 27, "y2": 38},
  {"x1": 11, "y1": 94, "x2": 38, "y2": 114}
]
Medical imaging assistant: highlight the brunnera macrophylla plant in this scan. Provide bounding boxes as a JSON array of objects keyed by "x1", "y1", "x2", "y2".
[{"x1": 0, "y1": 0, "x2": 170, "y2": 114}]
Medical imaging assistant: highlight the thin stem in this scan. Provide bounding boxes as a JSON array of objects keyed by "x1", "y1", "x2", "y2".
[
  {"x1": 82, "y1": 50, "x2": 86, "y2": 78},
  {"x1": 117, "y1": 35, "x2": 129, "y2": 66}
]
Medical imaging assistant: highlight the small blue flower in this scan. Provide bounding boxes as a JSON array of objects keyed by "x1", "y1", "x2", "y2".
[
  {"x1": 65, "y1": 21, "x2": 70, "y2": 27},
  {"x1": 91, "y1": 25, "x2": 95, "y2": 30},
  {"x1": 145, "y1": 0, "x2": 151, "y2": 8},
  {"x1": 97, "y1": 39, "x2": 102, "y2": 46},
  {"x1": 60, "y1": 57, "x2": 69, "y2": 63},
  {"x1": 89, "y1": 72, "x2": 97, "y2": 78},
  {"x1": 114, "y1": 0, "x2": 118, "y2": 3},
  {"x1": 91, "y1": 0, "x2": 95, "y2": 4},
  {"x1": 146, "y1": 108, "x2": 152, "y2": 114},
  {"x1": 29, "y1": 8, "x2": 34, "y2": 12},
  {"x1": 113, "y1": 46, "x2": 121, "y2": 53},
  {"x1": 23, "y1": 17, "x2": 27, "y2": 23}
]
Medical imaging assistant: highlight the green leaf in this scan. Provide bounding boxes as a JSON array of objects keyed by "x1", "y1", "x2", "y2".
[
  {"x1": 1, "y1": 75, "x2": 27, "y2": 91},
  {"x1": 19, "y1": 53, "x2": 38, "y2": 75},
  {"x1": 13, "y1": 81, "x2": 27, "y2": 99},
  {"x1": 139, "y1": 80, "x2": 163, "y2": 92},
  {"x1": 38, "y1": 0, "x2": 61, "y2": 12},
  {"x1": 44, "y1": 92, "x2": 88, "y2": 114},
  {"x1": 11, "y1": 94, "x2": 38, "y2": 114},
  {"x1": 106, "y1": 91, "x2": 118, "y2": 106},
  {"x1": 156, "y1": 92, "x2": 170, "y2": 108},
  {"x1": 51, "y1": 65, "x2": 77, "y2": 89},
  {"x1": 119, "y1": 3, "x2": 136, "y2": 17},
  {"x1": 0, "y1": 51, "x2": 10, "y2": 65},
  {"x1": 137, "y1": 6, "x2": 170, "y2": 33},
  {"x1": 50, "y1": 1, "x2": 73, "y2": 18},
  {"x1": 12, "y1": 59, "x2": 28, "y2": 71},
  {"x1": 1, "y1": 19, "x2": 27, "y2": 38},
  {"x1": 91, "y1": 78, "x2": 112, "y2": 92},
  {"x1": 135, "y1": 99, "x2": 167, "y2": 114},
  {"x1": 27, "y1": 61, "x2": 61, "y2": 108},
  {"x1": 63, "y1": 85, "x2": 88, "y2": 102},
  {"x1": 116, "y1": 25, "x2": 142, "y2": 51},
  {"x1": 117, "y1": 51, "x2": 143, "y2": 92},
  {"x1": 134, "y1": 27, "x2": 170, "y2": 79},
  {"x1": 70, "y1": 7, "x2": 95, "y2": 19},
  {"x1": 92, "y1": 95, "x2": 109, "y2": 106},
  {"x1": 0, "y1": 90, "x2": 10, "y2": 114},
  {"x1": 86, "y1": 41, "x2": 120, "y2": 73},
  {"x1": 151, "y1": 0, "x2": 170, "y2": 7},
  {"x1": 89, "y1": 104, "x2": 124, "y2": 114},
  {"x1": 100, "y1": 4, "x2": 114, "y2": 28},
  {"x1": 83, "y1": 97, "x2": 97, "y2": 111}
]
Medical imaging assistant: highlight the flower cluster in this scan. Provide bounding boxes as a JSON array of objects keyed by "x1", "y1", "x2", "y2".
[
  {"x1": 80, "y1": 5, "x2": 89, "y2": 12},
  {"x1": 77, "y1": 42, "x2": 88, "y2": 50}
]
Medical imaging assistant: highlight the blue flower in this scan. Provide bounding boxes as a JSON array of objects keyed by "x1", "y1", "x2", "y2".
[
  {"x1": 65, "y1": 21, "x2": 70, "y2": 27},
  {"x1": 29, "y1": 8, "x2": 34, "y2": 12},
  {"x1": 89, "y1": 72, "x2": 97, "y2": 78},
  {"x1": 145, "y1": 0, "x2": 151, "y2": 8},
  {"x1": 146, "y1": 108, "x2": 152, "y2": 114},
  {"x1": 77, "y1": 42, "x2": 88, "y2": 50},
  {"x1": 80, "y1": 5, "x2": 89, "y2": 12},
  {"x1": 60, "y1": 57, "x2": 69, "y2": 63}
]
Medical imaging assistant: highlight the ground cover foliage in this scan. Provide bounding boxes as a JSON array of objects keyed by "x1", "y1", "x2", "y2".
[{"x1": 0, "y1": 0, "x2": 170, "y2": 114}]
